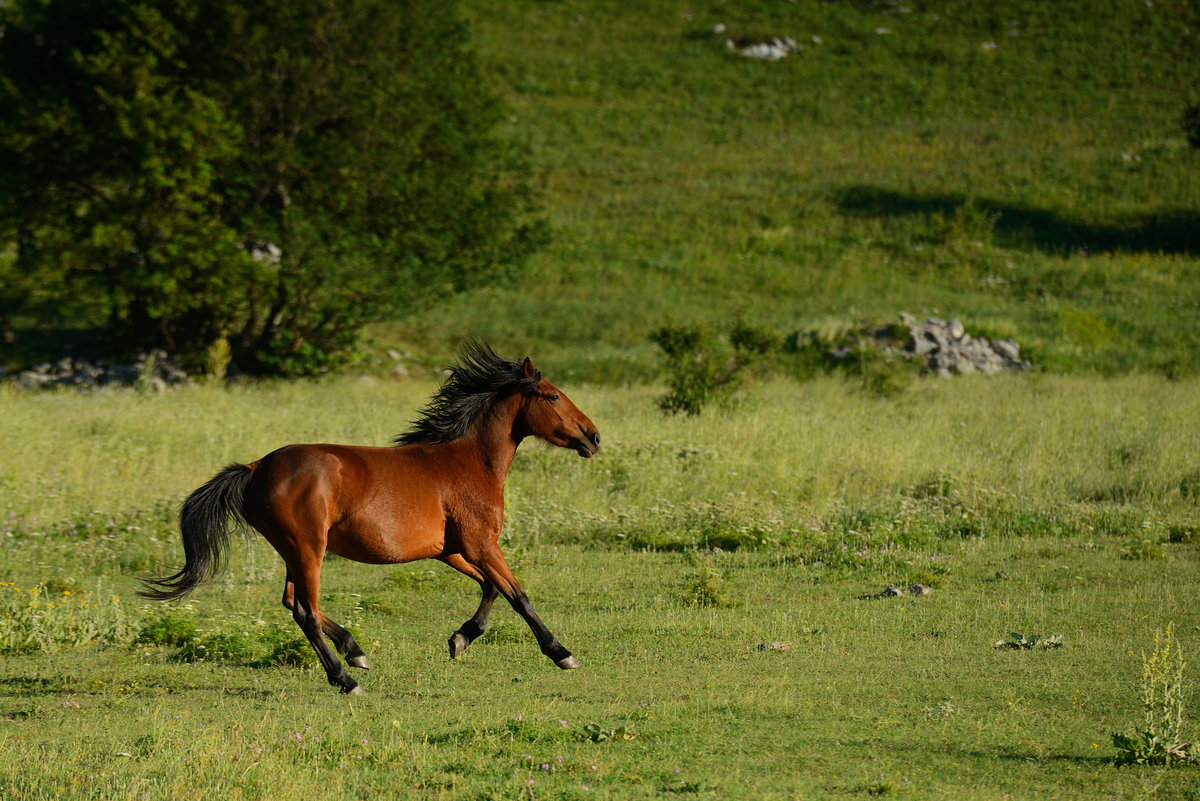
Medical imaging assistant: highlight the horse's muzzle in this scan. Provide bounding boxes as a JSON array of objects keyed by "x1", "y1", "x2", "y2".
[{"x1": 573, "y1": 430, "x2": 601, "y2": 458}]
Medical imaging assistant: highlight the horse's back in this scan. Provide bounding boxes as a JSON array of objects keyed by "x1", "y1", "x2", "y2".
[{"x1": 246, "y1": 443, "x2": 450, "y2": 564}]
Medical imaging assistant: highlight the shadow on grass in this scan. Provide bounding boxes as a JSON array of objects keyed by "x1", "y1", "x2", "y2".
[
  {"x1": 942, "y1": 744, "x2": 1114, "y2": 767},
  {"x1": 837, "y1": 186, "x2": 1200, "y2": 255},
  {"x1": 0, "y1": 676, "x2": 76, "y2": 696}
]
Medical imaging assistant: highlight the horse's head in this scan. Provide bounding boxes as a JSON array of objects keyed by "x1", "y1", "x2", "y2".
[{"x1": 517, "y1": 357, "x2": 600, "y2": 458}]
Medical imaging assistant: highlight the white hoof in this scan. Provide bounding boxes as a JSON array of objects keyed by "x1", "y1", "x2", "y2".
[
  {"x1": 347, "y1": 655, "x2": 371, "y2": 670},
  {"x1": 347, "y1": 685, "x2": 367, "y2": 697},
  {"x1": 449, "y1": 633, "x2": 469, "y2": 659},
  {"x1": 555, "y1": 655, "x2": 581, "y2": 670}
]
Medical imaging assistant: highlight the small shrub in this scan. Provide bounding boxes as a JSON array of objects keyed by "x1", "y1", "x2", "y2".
[
  {"x1": 205, "y1": 336, "x2": 232, "y2": 383},
  {"x1": 263, "y1": 637, "x2": 315, "y2": 668},
  {"x1": 1121, "y1": 538, "x2": 1166, "y2": 561},
  {"x1": 1167, "y1": 525, "x2": 1199, "y2": 545},
  {"x1": 1113, "y1": 624, "x2": 1199, "y2": 765},
  {"x1": 138, "y1": 613, "x2": 197, "y2": 647},
  {"x1": 729, "y1": 318, "x2": 779, "y2": 355},
  {"x1": 650, "y1": 323, "x2": 743, "y2": 416},
  {"x1": 682, "y1": 563, "x2": 730, "y2": 608}
]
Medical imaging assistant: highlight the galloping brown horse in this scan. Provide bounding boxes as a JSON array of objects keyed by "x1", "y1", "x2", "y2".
[{"x1": 142, "y1": 342, "x2": 600, "y2": 695}]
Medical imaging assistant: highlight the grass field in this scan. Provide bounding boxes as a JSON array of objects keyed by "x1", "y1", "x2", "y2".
[
  {"x1": 1, "y1": 375, "x2": 1199, "y2": 799},
  {"x1": 4, "y1": 1, "x2": 1200, "y2": 798}
]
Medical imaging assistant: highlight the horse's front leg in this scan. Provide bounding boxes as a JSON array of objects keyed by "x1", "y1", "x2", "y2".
[
  {"x1": 476, "y1": 544, "x2": 579, "y2": 670},
  {"x1": 441, "y1": 553, "x2": 499, "y2": 659}
]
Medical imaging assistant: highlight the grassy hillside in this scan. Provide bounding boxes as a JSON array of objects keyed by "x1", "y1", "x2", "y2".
[{"x1": 373, "y1": 0, "x2": 1200, "y2": 382}]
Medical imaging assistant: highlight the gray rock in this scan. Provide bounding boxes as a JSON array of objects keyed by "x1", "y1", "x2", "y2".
[
  {"x1": 913, "y1": 334, "x2": 938, "y2": 357},
  {"x1": 947, "y1": 319, "x2": 965, "y2": 340},
  {"x1": 18, "y1": 371, "x2": 52, "y2": 388},
  {"x1": 880, "y1": 586, "x2": 904, "y2": 598},
  {"x1": 907, "y1": 584, "x2": 934, "y2": 596},
  {"x1": 992, "y1": 339, "x2": 1020, "y2": 361}
]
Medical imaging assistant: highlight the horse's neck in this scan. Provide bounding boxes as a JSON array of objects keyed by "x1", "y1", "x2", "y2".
[{"x1": 466, "y1": 393, "x2": 524, "y2": 483}]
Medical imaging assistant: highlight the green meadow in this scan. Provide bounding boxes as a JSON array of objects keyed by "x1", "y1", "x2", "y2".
[
  {"x1": 1, "y1": 375, "x2": 1199, "y2": 799},
  {"x1": 4, "y1": 0, "x2": 1200, "y2": 798}
]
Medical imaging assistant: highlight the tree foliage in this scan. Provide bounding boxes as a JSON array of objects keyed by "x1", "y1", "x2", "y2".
[{"x1": 0, "y1": 0, "x2": 547, "y2": 372}]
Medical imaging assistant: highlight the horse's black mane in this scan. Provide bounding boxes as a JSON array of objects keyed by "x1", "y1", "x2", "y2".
[{"x1": 394, "y1": 341, "x2": 541, "y2": 446}]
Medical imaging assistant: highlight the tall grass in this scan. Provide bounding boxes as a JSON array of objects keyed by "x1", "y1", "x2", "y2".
[{"x1": 3, "y1": 374, "x2": 1197, "y2": 530}]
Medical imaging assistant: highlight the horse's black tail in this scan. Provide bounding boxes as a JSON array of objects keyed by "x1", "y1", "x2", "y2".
[{"x1": 139, "y1": 464, "x2": 254, "y2": 601}]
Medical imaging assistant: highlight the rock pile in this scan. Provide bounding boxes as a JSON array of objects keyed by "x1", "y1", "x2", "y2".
[
  {"x1": 879, "y1": 584, "x2": 934, "y2": 599},
  {"x1": 726, "y1": 35, "x2": 802, "y2": 60},
  {"x1": 9, "y1": 350, "x2": 192, "y2": 391},
  {"x1": 899, "y1": 313, "x2": 1029, "y2": 377}
]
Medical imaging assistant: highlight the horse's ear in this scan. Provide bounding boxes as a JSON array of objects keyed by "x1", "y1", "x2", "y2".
[{"x1": 521, "y1": 357, "x2": 536, "y2": 378}]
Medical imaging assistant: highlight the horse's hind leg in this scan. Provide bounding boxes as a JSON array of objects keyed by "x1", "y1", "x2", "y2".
[
  {"x1": 288, "y1": 558, "x2": 365, "y2": 695},
  {"x1": 441, "y1": 554, "x2": 499, "y2": 660},
  {"x1": 320, "y1": 615, "x2": 370, "y2": 669},
  {"x1": 282, "y1": 569, "x2": 370, "y2": 669},
  {"x1": 476, "y1": 544, "x2": 579, "y2": 670}
]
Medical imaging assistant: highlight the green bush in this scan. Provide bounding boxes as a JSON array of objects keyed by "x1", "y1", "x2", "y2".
[
  {"x1": 263, "y1": 636, "x2": 316, "y2": 668},
  {"x1": 0, "y1": 0, "x2": 546, "y2": 373},
  {"x1": 137, "y1": 613, "x2": 197, "y2": 647},
  {"x1": 650, "y1": 323, "x2": 743, "y2": 416}
]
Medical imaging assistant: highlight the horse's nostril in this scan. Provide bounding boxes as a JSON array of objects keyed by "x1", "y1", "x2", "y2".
[{"x1": 590, "y1": 431, "x2": 601, "y2": 447}]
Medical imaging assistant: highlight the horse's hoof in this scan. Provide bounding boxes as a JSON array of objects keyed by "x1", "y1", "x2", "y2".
[
  {"x1": 555, "y1": 655, "x2": 581, "y2": 670},
  {"x1": 449, "y1": 632, "x2": 469, "y2": 660},
  {"x1": 346, "y1": 685, "x2": 367, "y2": 697},
  {"x1": 347, "y1": 655, "x2": 371, "y2": 670}
]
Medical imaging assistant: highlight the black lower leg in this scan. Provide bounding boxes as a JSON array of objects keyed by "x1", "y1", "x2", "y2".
[
  {"x1": 322, "y1": 617, "x2": 369, "y2": 668},
  {"x1": 294, "y1": 603, "x2": 361, "y2": 694},
  {"x1": 512, "y1": 591, "x2": 577, "y2": 668},
  {"x1": 449, "y1": 583, "x2": 498, "y2": 660}
]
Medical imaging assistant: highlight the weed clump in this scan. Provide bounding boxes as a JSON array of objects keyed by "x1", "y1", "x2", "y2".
[
  {"x1": 1120, "y1": 538, "x2": 1166, "y2": 561},
  {"x1": 994, "y1": 632, "x2": 1065, "y2": 650},
  {"x1": 0, "y1": 581, "x2": 133, "y2": 654},
  {"x1": 682, "y1": 561, "x2": 730, "y2": 608},
  {"x1": 137, "y1": 613, "x2": 197, "y2": 647},
  {"x1": 1113, "y1": 625, "x2": 1198, "y2": 765},
  {"x1": 263, "y1": 637, "x2": 315, "y2": 668}
]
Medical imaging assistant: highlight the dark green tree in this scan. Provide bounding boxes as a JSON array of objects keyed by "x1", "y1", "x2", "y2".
[{"x1": 0, "y1": 0, "x2": 547, "y2": 372}]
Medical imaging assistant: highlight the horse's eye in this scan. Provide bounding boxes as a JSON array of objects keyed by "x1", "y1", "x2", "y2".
[{"x1": 546, "y1": 394, "x2": 560, "y2": 402}]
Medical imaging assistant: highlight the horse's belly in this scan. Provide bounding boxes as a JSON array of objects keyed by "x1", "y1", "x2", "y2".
[{"x1": 326, "y1": 516, "x2": 445, "y2": 565}]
